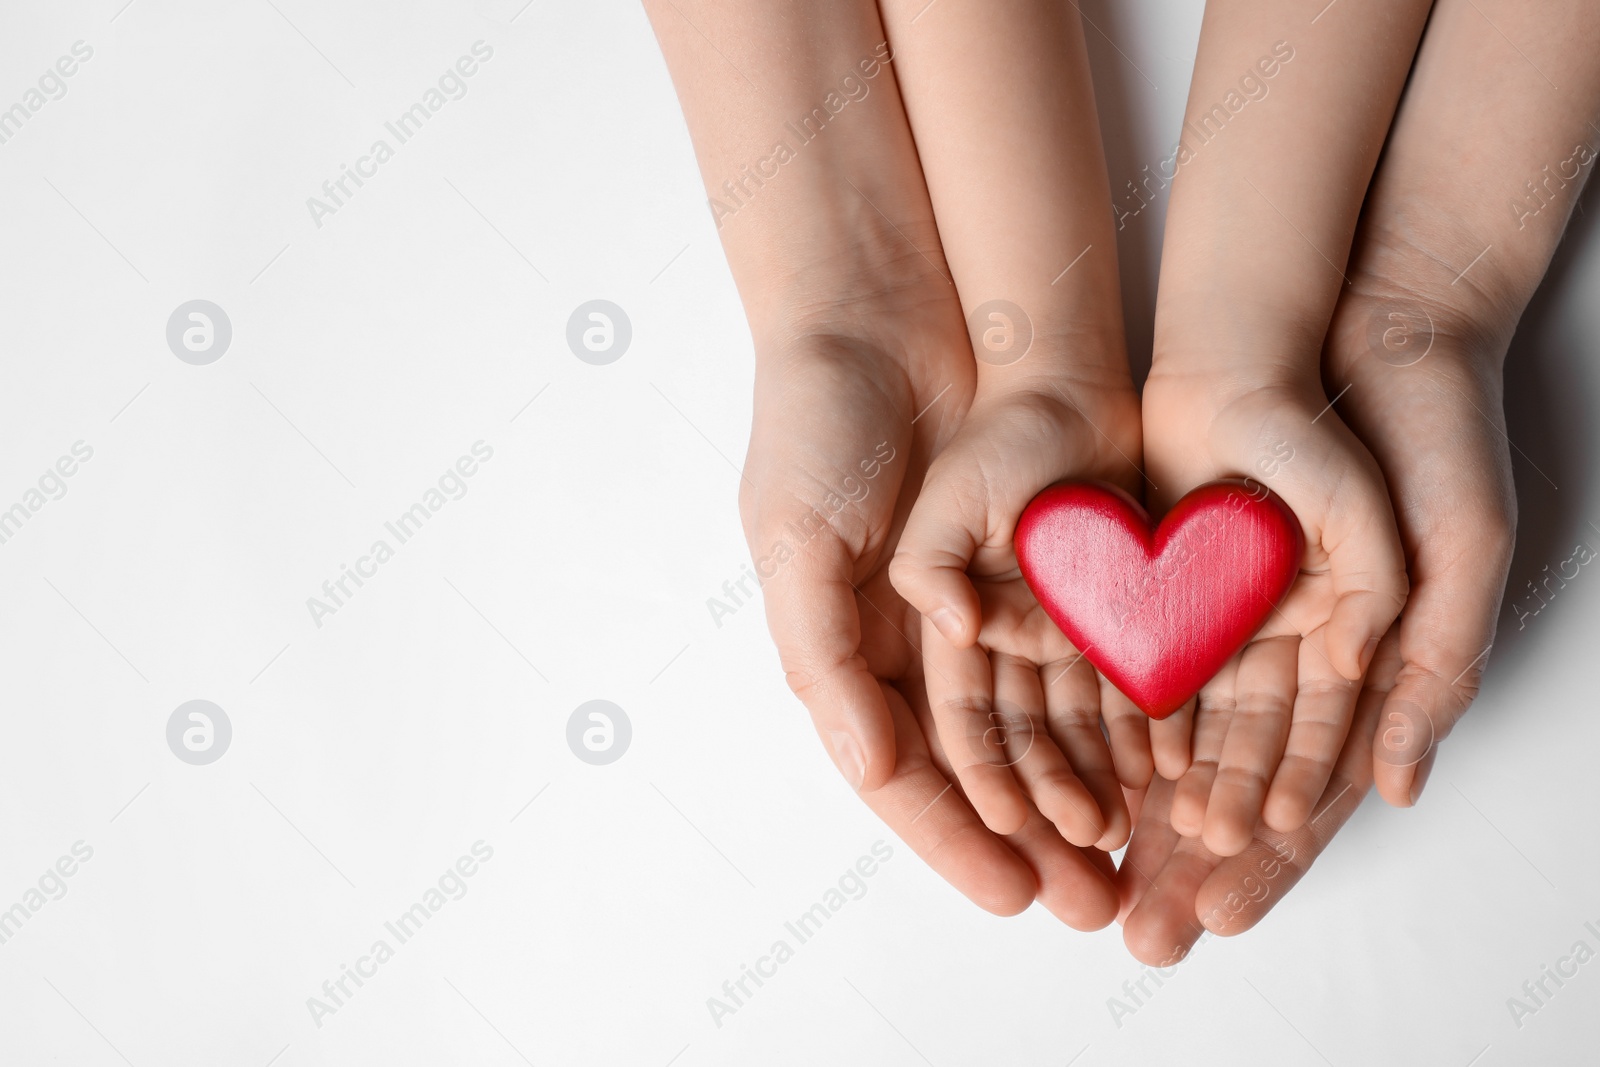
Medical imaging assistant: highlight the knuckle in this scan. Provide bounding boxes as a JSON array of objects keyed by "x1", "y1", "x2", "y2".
[
  {"x1": 1296, "y1": 676, "x2": 1358, "y2": 701},
  {"x1": 1214, "y1": 763, "x2": 1272, "y2": 796}
]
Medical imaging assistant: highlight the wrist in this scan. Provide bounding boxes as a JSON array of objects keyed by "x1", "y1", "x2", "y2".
[
  {"x1": 970, "y1": 360, "x2": 1142, "y2": 461},
  {"x1": 1150, "y1": 306, "x2": 1327, "y2": 408},
  {"x1": 1151, "y1": 268, "x2": 1336, "y2": 367},
  {"x1": 972, "y1": 325, "x2": 1134, "y2": 401}
]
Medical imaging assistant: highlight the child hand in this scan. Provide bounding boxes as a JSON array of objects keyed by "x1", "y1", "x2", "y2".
[
  {"x1": 1141, "y1": 373, "x2": 1408, "y2": 856},
  {"x1": 1139, "y1": 0, "x2": 1431, "y2": 855},
  {"x1": 891, "y1": 379, "x2": 1159, "y2": 849}
]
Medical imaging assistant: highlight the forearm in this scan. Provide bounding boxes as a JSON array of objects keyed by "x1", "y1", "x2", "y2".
[
  {"x1": 1334, "y1": 0, "x2": 1600, "y2": 367},
  {"x1": 644, "y1": 0, "x2": 942, "y2": 342},
  {"x1": 878, "y1": 0, "x2": 1130, "y2": 396},
  {"x1": 1151, "y1": 0, "x2": 1433, "y2": 388}
]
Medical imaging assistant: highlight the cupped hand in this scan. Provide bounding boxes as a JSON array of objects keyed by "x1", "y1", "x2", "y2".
[
  {"x1": 888, "y1": 380, "x2": 1160, "y2": 850},
  {"x1": 1139, "y1": 376, "x2": 1408, "y2": 856},
  {"x1": 1313, "y1": 0, "x2": 1600, "y2": 806},
  {"x1": 1322, "y1": 258, "x2": 1517, "y2": 807},
  {"x1": 742, "y1": 279, "x2": 1117, "y2": 929},
  {"x1": 1116, "y1": 630, "x2": 1398, "y2": 965}
]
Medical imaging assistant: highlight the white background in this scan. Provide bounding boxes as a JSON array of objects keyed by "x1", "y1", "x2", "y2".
[{"x1": 0, "y1": 1, "x2": 1596, "y2": 1065}]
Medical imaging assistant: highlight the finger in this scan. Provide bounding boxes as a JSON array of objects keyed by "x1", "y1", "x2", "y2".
[
  {"x1": 1121, "y1": 833, "x2": 1222, "y2": 967},
  {"x1": 888, "y1": 470, "x2": 986, "y2": 646},
  {"x1": 1321, "y1": 482, "x2": 1410, "y2": 681},
  {"x1": 1127, "y1": 658, "x2": 1385, "y2": 962},
  {"x1": 1043, "y1": 654, "x2": 1131, "y2": 850},
  {"x1": 1169, "y1": 658, "x2": 1237, "y2": 838},
  {"x1": 860, "y1": 680, "x2": 1037, "y2": 915},
  {"x1": 922, "y1": 616, "x2": 1030, "y2": 834},
  {"x1": 994, "y1": 654, "x2": 1104, "y2": 847},
  {"x1": 1150, "y1": 694, "x2": 1195, "y2": 781},
  {"x1": 1203, "y1": 635, "x2": 1299, "y2": 857},
  {"x1": 1006, "y1": 804, "x2": 1119, "y2": 932},
  {"x1": 763, "y1": 535, "x2": 898, "y2": 791},
  {"x1": 1262, "y1": 628, "x2": 1360, "y2": 832},
  {"x1": 1373, "y1": 534, "x2": 1510, "y2": 806},
  {"x1": 1325, "y1": 0, "x2": 1593, "y2": 802},
  {"x1": 1099, "y1": 676, "x2": 1154, "y2": 791},
  {"x1": 1196, "y1": 638, "x2": 1389, "y2": 935},
  {"x1": 1116, "y1": 774, "x2": 1179, "y2": 922}
]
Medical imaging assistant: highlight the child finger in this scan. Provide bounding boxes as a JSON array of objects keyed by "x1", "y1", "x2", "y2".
[
  {"x1": 1150, "y1": 695, "x2": 1195, "y2": 781},
  {"x1": 1169, "y1": 659, "x2": 1237, "y2": 837},
  {"x1": 1262, "y1": 629, "x2": 1360, "y2": 832},
  {"x1": 922, "y1": 615, "x2": 1031, "y2": 834},
  {"x1": 994, "y1": 653, "x2": 1104, "y2": 847},
  {"x1": 1099, "y1": 676, "x2": 1154, "y2": 791},
  {"x1": 1043, "y1": 654, "x2": 1131, "y2": 849},
  {"x1": 889, "y1": 472, "x2": 988, "y2": 646},
  {"x1": 1202, "y1": 634, "x2": 1298, "y2": 857}
]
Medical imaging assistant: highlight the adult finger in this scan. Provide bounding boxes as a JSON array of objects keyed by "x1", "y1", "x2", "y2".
[
  {"x1": 761, "y1": 533, "x2": 900, "y2": 791},
  {"x1": 860, "y1": 678, "x2": 1038, "y2": 916}
]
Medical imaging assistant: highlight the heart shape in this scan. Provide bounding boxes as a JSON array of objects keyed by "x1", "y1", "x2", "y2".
[{"x1": 1015, "y1": 480, "x2": 1303, "y2": 719}]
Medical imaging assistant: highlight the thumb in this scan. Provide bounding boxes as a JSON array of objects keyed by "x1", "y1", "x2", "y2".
[
  {"x1": 889, "y1": 464, "x2": 988, "y2": 647},
  {"x1": 759, "y1": 525, "x2": 899, "y2": 792},
  {"x1": 1317, "y1": 464, "x2": 1410, "y2": 681}
]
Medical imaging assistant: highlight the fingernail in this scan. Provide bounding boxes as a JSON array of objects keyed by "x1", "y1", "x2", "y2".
[
  {"x1": 930, "y1": 607, "x2": 961, "y2": 642},
  {"x1": 829, "y1": 730, "x2": 865, "y2": 790},
  {"x1": 1408, "y1": 747, "x2": 1438, "y2": 806},
  {"x1": 1358, "y1": 636, "x2": 1381, "y2": 675}
]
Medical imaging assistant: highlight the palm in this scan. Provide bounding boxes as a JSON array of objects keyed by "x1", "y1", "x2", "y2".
[
  {"x1": 1141, "y1": 380, "x2": 1406, "y2": 855},
  {"x1": 742, "y1": 312, "x2": 1122, "y2": 927},
  {"x1": 898, "y1": 388, "x2": 1150, "y2": 848}
]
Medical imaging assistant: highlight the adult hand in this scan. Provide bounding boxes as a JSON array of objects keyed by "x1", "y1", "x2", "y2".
[
  {"x1": 1116, "y1": 631, "x2": 1395, "y2": 964},
  {"x1": 1119, "y1": 0, "x2": 1600, "y2": 954},
  {"x1": 646, "y1": 0, "x2": 1119, "y2": 927},
  {"x1": 1321, "y1": 0, "x2": 1600, "y2": 805}
]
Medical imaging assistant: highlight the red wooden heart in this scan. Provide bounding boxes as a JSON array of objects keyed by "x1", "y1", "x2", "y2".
[{"x1": 1015, "y1": 480, "x2": 1302, "y2": 720}]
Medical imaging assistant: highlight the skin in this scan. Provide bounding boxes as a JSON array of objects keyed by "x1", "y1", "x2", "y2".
[
  {"x1": 1145, "y1": 0, "x2": 1433, "y2": 856},
  {"x1": 879, "y1": 0, "x2": 1148, "y2": 850},
  {"x1": 648, "y1": 0, "x2": 1600, "y2": 960},
  {"x1": 1122, "y1": 0, "x2": 1600, "y2": 961},
  {"x1": 643, "y1": 0, "x2": 1119, "y2": 928},
  {"x1": 1322, "y1": 0, "x2": 1600, "y2": 804}
]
